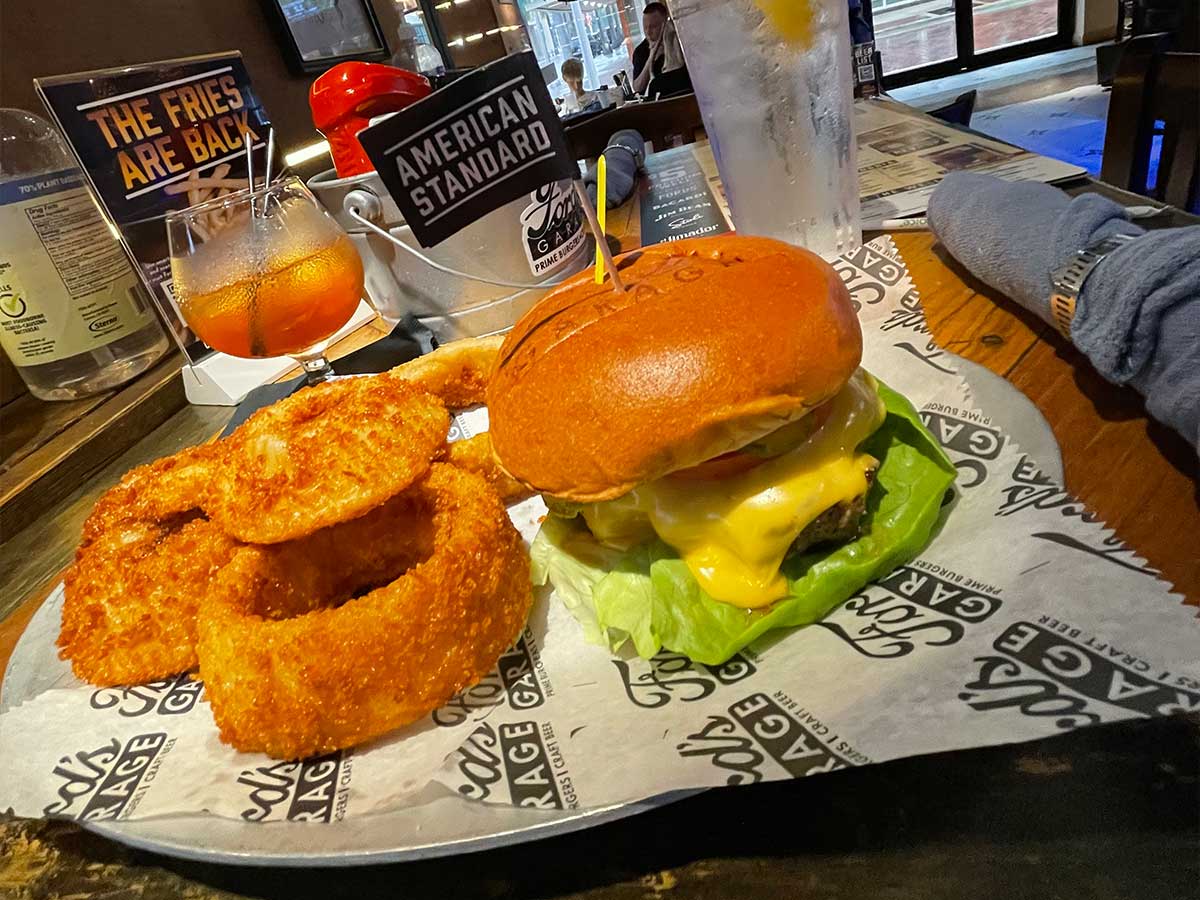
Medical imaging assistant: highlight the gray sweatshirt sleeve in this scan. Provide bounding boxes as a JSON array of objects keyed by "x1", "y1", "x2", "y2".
[{"x1": 927, "y1": 171, "x2": 1200, "y2": 452}]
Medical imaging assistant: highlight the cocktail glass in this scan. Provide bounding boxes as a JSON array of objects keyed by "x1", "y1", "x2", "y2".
[{"x1": 166, "y1": 176, "x2": 365, "y2": 383}]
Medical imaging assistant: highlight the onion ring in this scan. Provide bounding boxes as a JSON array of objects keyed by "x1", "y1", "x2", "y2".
[
  {"x1": 438, "y1": 432, "x2": 530, "y2": 503},
  {"x1": 60, "y1": 446, "x2": 238, "y2": 686},
  {"x1": 205, "y1": 375, "x2": 447, "y2": 544},
  {"x1": 197, "y1": 464, "x2": 533, "y2": 760},
  {"x1": 78, "y1": 444, "x2": 213, "y2": 547},
  {"x1": 387, "y1": 336, "x2": 529, "y2": 499},
  {"x1": 386, "y1": 334, "x2": 503, "y2": 408}
]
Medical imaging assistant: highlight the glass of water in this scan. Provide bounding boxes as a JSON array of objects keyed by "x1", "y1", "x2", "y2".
[{"x1": 670, "y1": 0, "x2": 861, "y2": 258}]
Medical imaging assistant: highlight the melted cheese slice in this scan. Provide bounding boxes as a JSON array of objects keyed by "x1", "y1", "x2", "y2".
[{"x1": 580, "y1": 370, "x2": 886, "y2": 609}]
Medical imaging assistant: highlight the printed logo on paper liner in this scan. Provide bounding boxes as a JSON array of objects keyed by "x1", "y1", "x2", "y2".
[
  {"x1": 614, "y1": 650, "x2": 757, "y2": 709},
  {"x1": 238, "y1": 751, "x2": 352, "y2": 823},
  {"x1": 960, "y1": 618, "x2": 1200, "y2": 729},
  {"x1": 447, "y1": 413, "x2": 473, "y2": 444},
  {"x1": 817, "y1": 563, "x2": 1002, "y2": 659},
  {"x1": 89, "y1": 672, "x2": 204, "y2": 718},
  {"x1": 894, "y1": 336, "x2": 957, "y2": 374},
  {"x1": 677, "y1": 691, "x2": 866, "y2": 785},
  {"x1": 997, "y1": 454, "x2": 1098, "y2": 521},
  {"x1": 920, "y1": 405, "x2": 1005, "y2": 490},
  {"x1": 434, "y1": 629, "x2": 551, "y2": 727},
  {"x1": 836, "y1": 244, "x2": 907, "y2": 311},
  {"x1": 452, "y1": 720, "x2": 578, "y2": 809},
  {"x1": 835, "y1": 259, "x2": 885, "y2": 311},
  {"x1": 43, "y1": 732, "x2": 174, "y2": 821},
  {"x1": 996, "y1": 455, "x2": 1157, "y2": 576},
  {"x1": 835, "y1": 237, "x2": 948, "y2": 358},
  {"x1": 879, "y1": 286, "x2": 927, "y2": 334}
]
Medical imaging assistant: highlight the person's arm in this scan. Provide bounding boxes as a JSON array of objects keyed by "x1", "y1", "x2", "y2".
[
  {"x1": 662, "y1": 21, "x2": 686, "y2": 73},
  {"x1": 928, "y1": 172, "x2": 1200, "y2": 451},
  {"x1": 633, "y1": 40, "x2": 661, "y2": 94},
  {"x1": 631, "y1": 42, "x2": 648, "y2": 81}
]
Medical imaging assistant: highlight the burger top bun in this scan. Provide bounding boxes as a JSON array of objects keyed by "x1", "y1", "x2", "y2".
[{"x1": 486, "y1": 234, "x2": 863, "y2": 503}]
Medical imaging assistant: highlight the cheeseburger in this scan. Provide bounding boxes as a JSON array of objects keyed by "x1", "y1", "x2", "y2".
[{"x1": 487, "y1": 235, "x2": 953, "y2": 663}]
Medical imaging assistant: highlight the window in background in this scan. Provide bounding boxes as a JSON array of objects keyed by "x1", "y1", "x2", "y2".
[
  {"x1": 391, "y1": 0, "x2": 446, "y2": 74},
  {"x1": 395, "y1": 0, "x2": 435, "y2": 45},
  {"x1": 870, "y1": 0, "x2": 1069, "y2": 79},
  {"x1": 871, "y1": 0, "x2": 959, "y2": 74},
  {"x1": 973, "y1": 0, "x2": 1059, "y2": 53},
  {"x1": 519, "y1": 0, "x2": 644, "y2": 100},
  {"x1": 426, "y1": 0, "x2": 517, "y2": 69},
  {"x1": 269, "y1": 0, "x2": 390, "y2": 72}
]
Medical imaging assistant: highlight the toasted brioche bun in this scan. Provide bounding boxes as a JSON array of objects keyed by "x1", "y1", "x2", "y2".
[{"x1": 486, "y1": 234, "x2": 862, "y2": 503}]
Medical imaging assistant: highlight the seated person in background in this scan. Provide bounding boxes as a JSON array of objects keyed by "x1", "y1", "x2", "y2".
[
  {"x1": 646, "y1": 63, "x2": 693, "y2": 100},
  {"x1": 632, "y1": 3, "x2": 688, "y2": 96},
  {"x1": 848, "y1": 0, "x2": 874, "y2": 45},
  {"x1": 560, "y1": 58, "x2": 598, "y2": 114}
]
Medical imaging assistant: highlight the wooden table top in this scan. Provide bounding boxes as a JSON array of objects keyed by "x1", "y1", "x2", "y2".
[
  {"x1": 889, "y1": 229, "x2": 1199, "y2": 599},
  {"x1": 1, "y1": 142, "x2": 1196, "y2": 898}
]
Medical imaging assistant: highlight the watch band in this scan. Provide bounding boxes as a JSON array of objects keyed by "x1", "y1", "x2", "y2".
[{"x1": 1049, "y1": 233, "x2": 1137, "y2": 338}]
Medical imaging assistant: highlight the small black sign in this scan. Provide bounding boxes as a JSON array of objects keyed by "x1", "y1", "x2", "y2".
[
  {"x1": 638, "y1": 146, "x2": 730, "y2": 247},
  {"x1": 359, "y1": 52, "x2": 577, "y2": 248},
  {"x1": 853, "y1": 41, "x2": 879, "y2": 99}
]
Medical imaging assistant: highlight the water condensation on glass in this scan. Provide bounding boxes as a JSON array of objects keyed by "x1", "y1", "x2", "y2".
[
  {"x1": 174, "y1": 194, "x2": 336, "y2": 298},
  {"x1": 671, "y1": 0, "x2": 860, "y2": 258}
]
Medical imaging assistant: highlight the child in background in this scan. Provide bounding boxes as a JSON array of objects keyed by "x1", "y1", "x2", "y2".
[{"x1": 560, "y1": 58, "x2": 597, "y2": 114}]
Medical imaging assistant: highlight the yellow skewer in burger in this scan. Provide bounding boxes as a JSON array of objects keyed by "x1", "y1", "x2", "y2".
[{"x1": 488, "y1": 234, "x2": 955, "y2": 664}]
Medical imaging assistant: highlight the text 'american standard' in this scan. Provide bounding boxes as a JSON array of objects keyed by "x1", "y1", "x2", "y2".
[{"x1": 358, "y1": 51, "x2": 577, "y2": 247}]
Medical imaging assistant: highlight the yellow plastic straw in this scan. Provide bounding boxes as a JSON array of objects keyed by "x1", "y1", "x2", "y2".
[{"x1": 594, "y1": 154, "x2": 607, "y2": 285}]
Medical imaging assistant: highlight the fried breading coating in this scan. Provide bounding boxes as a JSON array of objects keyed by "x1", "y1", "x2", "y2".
[
  {"x1": 386, "y1": 334, "x2": 503, "y2": 408},
  {"x1": 60, "y1": 447, "x2": 238, "y2": 686},
  {"x1": 206, "y1": 375, "x2": 447, "y2": 544},
  {"x1": 387, "y1": 336, "x2": 526, "y2": 499},
  {"x1": 78, "y1": 444, "x2": 213, "y2": 547},
  {"x1": 438, "y1": 432, "x2": 531, "y2": 503},
  {"x1": 197, "y1": 465, "x2": 532, "y2": 760}
]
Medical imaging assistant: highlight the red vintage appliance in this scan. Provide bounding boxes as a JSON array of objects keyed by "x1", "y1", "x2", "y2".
[{"x1": 309, "y1": 62, "x2": 432, "y2": 178}]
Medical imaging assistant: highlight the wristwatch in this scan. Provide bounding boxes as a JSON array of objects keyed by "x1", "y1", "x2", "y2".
[{"x1": 1049, "y1": 233, "x2": 1137, "y2": 338}]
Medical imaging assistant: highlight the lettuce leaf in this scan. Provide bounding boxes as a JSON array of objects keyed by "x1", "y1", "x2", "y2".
[{"x1": 530, "y1": 381, "x2": 956, "y2": 664}]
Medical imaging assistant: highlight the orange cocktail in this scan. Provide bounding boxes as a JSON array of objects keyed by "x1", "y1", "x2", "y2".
[
  {"x1": 179, "y1": 234, "x2": 363, "y2": 358},
  {"x1": 168, "y1": 177, "x2": 365, "y2": 376}
]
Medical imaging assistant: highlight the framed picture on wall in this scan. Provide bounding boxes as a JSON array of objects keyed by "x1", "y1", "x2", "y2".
[{"x1": 264, "y1": 0, "x2": 390, "y2": 74}]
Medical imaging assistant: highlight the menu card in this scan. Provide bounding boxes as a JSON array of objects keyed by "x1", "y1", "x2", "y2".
[
  {"x1": 856, "y1": 98, "x2": 1086, "y2": 225},
  {"x1": 638, "y1": 148, "x2": 731, "y2": 244}
]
